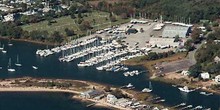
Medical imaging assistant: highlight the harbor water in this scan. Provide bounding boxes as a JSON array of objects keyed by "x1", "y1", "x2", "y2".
[{"x1": 0, "y1": 39, "x2": 219, "y2": 110}]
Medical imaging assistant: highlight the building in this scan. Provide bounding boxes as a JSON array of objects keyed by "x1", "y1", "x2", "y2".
[
  {"x1": 115, "y1": 98, "x2": 130, "y2": 108},
  {"x1": 3, "y1": 14, "x2": 14, "y2": 22},
  {"x1": 214, "y1": 75, "x2": 220, "y2": 83},
  {"x1": 106, "y1": 94, "x2": 117, "y2": 104},
  {"x1": 162, "y1": 25, "x2": 190, "y2": 38},
  {"x1": 0, "y1": 7, "x2": 11, "y2": 12},
  {"x1": 80, "y1": 90, "x2": 104, "y2": 99},
  {"x1": 148, "y1": 37, "x2": 184, "y2": 48},
  {"x1": 214, "y1": 56, "x2": 220, "y2": 63},
  {"x1": 200, "y1": 72, "x2": 210, "y2": 80}
]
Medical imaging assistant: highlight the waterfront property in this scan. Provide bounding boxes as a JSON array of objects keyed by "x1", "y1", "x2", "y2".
[
  {"x1": 214, "y1": 75, "x2": 220, "y2": 83},
  {"x1": 80, "y1": 90, "x2": 104, "y2": 99},
  {"x1": 200, "y1": 72, "x2": 210, "y2": 80}
]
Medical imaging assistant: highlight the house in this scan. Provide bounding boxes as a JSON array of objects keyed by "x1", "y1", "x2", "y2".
[
  {"x1": 106, "y1": 94, "x2": 117, "y2": 104},
  {"x1": 181, "y1": 70, "x2": 189, "y2": 76},
  {"x1": 214, "y1": 56, "x2": 220, "y2": 63},
  {"x1": 115, "y1": 98, "x2": 130, "y2": 108},
  {"x1": 200, "y1": 72, "x2": 210, "y2": 80},
  {"x1": 214, "y1": 75, "x2": 220, "y2": 83},
  {"x1": 80, "y1": 90, "x2": 104, "y2": 99},
  {"x1": 3, "y1": 14, "x2": 14, "y2": 22}
]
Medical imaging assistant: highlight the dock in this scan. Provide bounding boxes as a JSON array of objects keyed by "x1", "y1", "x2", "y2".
[{"x1": 86, "y1": 102, "x2": 96, "y2": 107}]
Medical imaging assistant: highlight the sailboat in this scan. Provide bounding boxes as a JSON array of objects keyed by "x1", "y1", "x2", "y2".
[
  {"x1": 8, "y1": 40, "x2": 13, "y2": 46},
  {"x1": 15, "y1": 55, "x2": 22, "y2": 67},
  {"x1": 142, "y1": 81, "x2": 153, "y2": 93},
  {"x1": 8, "y1": 58, "x2": 15, "y2": 72},
  {"x1": 2, "y1": 45, "x2": 7, "y2": 53},
  {"x1": 0, "y1": 42, "x2": 3, "y2": 50}
]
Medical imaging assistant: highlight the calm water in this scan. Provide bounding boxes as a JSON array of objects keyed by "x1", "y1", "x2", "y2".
[
  {"x1": 0, "y1": 39, "x2": 220, "y2": 110},
  {"x1": 0, "y1": 92, "x2": 111, "y2": 110}
]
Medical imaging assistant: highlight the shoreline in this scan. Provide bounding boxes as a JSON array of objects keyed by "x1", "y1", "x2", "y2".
[
  {"x1": 0, "y1": 37, "x2": 59, "y2": 46},
  {"x1": 0, "y1": 77, "x2": 156, "y2": 110},
  {"x1": 123, "y1": 53, "x2": 220, "y2": 95}
]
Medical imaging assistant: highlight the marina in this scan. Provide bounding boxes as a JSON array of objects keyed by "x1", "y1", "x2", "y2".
[{"x1": 0, "y1": 37, "x2": 219, "y2": 109}]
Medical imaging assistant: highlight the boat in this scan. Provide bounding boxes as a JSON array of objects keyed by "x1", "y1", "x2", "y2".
[
  {"x1": 8, "y1": 40, "x2": 13, "y2": 46},
  {"x1": 2, "y1": 50, "x2": 7, "y2": 53},
  {"x1": 0, "y1": 42, "x2": 3, "y2": 50},
  {"x1": 200, "y1": 91, "x2": 213, "y2": 96},
  {"x1": 178, "y1": 86, "x2": 194, "y2": 93},
  {"x1": 142, "y1": 81, "x2": 153, "y2": 93},
  {"x1": 32, "y1": 66, "x2": 38, "y2": 70},
  {"x1": 126, "y1": 83, "x2": 133, "y2": 88},
  {"x1": 7, "y1": 58, "x2": 15, "y2": 72},
  {"x1": 0, "y1": 67, "x2": 2, "y2": 69},
  {"x1": 194, "y1": 105, "x2": 203, "y2": 109},
  {"x1": 1, "y1": 45, "x2": 6, "y2": 53},
  {"x1": 15, "y1": 55, "x2": 22, "y2": 67}
]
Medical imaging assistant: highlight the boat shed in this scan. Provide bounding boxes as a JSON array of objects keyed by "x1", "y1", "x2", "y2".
[
  {"x1": 162, "y1": 25, "x2": 191, "y2": 38},
  {"x1": 148, "y1": 37, "x2": 184, "y2": 48}
]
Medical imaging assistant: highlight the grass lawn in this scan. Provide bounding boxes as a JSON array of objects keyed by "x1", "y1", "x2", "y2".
[{"x1": 21, "y1": 11, "x2": 130, "y2": 38}]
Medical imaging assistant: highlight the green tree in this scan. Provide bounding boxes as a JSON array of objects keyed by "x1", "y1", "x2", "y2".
[{"x1": 189, "y1": 64, "x2": 202, "y2": 78}]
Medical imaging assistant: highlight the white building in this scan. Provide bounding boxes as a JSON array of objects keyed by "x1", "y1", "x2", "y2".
[
  {"x1": 200, "y1": 72, "x2": 210, "y2": 80},
  {"x1": 214, "y1": 56, "x2": 220, "y2": 63},
  {"x1": 162, "y1": 25, "x2": 190, "y2": 38},
  {"x1": 181, "y1": 70, "x2": 190, "y2": 76},
  {"x1": 106, "y1": 94, "x2": 117, "y2": 104},
  {"x1": 0, "y1": 7, "x2": 10, "y2": 12},
  {"x1": 3, "y1": 14, "x2": 14, "y2": 22},
  {"x1": 80, "y1": 90, "x2": 104, "y2": 99},
  {"x1": 214, "y1": 75, "x2": 220, "y2": 83}
]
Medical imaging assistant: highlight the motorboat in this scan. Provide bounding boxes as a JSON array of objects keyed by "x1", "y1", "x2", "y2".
[
  {"x1": 126, "y1": 83, "x2": 133, "y2": 88},
  {"x1": 142, "y1": 88, "x2": 152, "y2": 93},
  {"x1": 32, "y1": 66, "x2": 38, "y2": 70},
  {"x1": 2, "y1": 50, "x2": 7, "y2": 53},
  {"x1": 178, "y1": 86, "x2": 194, "y2": 93},
  {"x1": 200, "y1": 91, "x2": 213, "y2": 96}
]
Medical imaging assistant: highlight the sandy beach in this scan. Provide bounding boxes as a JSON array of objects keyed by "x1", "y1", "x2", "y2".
[{"x1": 0, "y1": 77, "x2": 139, "y2": 110}]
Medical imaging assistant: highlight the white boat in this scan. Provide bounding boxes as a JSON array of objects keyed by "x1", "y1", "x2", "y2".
[
  {"x1": 15, "y1": 55, "x2": 22, "y2": 67},
  {"x1": 142, "y1": 88, "x2": 152, "y2": 93},
  {"x1": 7, "y1": 58, "x2": 15, "y2": 72},
  {"x1": 142, "y1": 81, "x2": 153, "y2": 93},
  {"x1": 126, "y1": 83, "x2": 133, "y2": 88},
  {"x1": 0, "y1": 67, "x2": 2, "y2": 69},
  {"x1": 1, "y1": 45, "x2": 6, "y2": 53},
  {"x1": 8, "y1": 40, "x2": 13, "y2": 46},
  {"x1": 2, "y1": 50, "x2": 6, "y2": 53},
  {"x1": 200, "y1": 91, "x2": 213, "y2": 96},
  {"x1": 8, "y1": 43, "x2": 13, "y2": 46},
  {"x1": 32, "y1": 66, "x2": 38, "y2": 70},
  {"x1": 178, "y1": 86, "x2": 194, "y2": 93}
]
